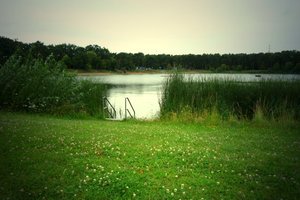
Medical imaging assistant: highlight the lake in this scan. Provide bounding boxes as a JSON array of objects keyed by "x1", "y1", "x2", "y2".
[{"x1": 79, "y1": 73, "x2": 300, "y2": 119}]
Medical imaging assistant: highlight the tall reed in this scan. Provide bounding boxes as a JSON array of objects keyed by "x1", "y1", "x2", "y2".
[
  {"x1": 160, "y1": 73, "x2": 300, "y2": 121},
  {"x1": 0, "y1": 55, "x2": 107, "y2": 117}
]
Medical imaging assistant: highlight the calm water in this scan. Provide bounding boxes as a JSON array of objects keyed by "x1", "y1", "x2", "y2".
[{"x1": 79, "y1": 73, "x2": 300, "y2": 119}]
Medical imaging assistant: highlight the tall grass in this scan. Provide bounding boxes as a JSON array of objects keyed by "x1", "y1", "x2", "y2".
[
  {"x1": 160, "y1": 73, "x2": 300, "y2": 121},
  {"x1": 0, "y1": 55, "x2": 107, "y2": 117}
]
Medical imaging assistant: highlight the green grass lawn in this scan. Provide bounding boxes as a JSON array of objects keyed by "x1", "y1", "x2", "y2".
[{"x1": 0, "y1": 112, "x2": 299, "y2": 199}]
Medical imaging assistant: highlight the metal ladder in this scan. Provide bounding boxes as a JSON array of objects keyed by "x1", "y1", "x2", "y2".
[
  {"x1": 125, "y1": 97, "x2": 135, "y2": 119},
  {"x1": 103, "y1": 97, "x2": 116, "y2": 119},
  {"x1": 103, "y1": 97, "x2": 135, "y2": 119}
]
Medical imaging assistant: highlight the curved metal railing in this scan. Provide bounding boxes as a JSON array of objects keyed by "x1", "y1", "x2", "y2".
[
  {"x1": 125, "y1": 97, "x2": 135, "y2": 119},
  {"x1": 103, "y1": 97, "x2": 116, "y2": 119}
]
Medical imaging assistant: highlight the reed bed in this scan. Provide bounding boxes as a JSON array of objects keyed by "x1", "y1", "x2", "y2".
[
  {"x1": 160, "y1": 73, "x2": 300, "y2": 121},
  {"x1": 0, "y1": 55, "x2": 107, "y2": 117}
]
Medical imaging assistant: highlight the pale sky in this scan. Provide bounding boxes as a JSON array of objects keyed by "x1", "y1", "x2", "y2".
[{"x1": 0, "y1": 0, "x2": 300, "y2": 54}]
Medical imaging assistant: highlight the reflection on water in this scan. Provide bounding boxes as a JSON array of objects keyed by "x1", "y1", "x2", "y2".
[
  {"x1": 79, "y1": 74, "x2": 166, "y2": 119},
  {"x1": 106, "y1": 84, "x2": 162, "y2": 119},
  {"x1": 79, "y1": 73, "x2": 300, "y2": 119}
]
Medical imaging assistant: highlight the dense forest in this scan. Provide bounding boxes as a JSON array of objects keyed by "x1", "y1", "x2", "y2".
[{"x1": 1, "y1": 36, "x2": 300, "y2": 73}]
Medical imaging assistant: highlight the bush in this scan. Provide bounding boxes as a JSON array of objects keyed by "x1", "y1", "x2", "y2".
[{"x1": 0, "y1": 55, "x2": 106, "y2": 117}]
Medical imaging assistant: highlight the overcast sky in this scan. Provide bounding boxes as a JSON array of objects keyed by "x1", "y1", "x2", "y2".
[{"x1": 0, "y1": 0, "x2": 300, "y2": 54}]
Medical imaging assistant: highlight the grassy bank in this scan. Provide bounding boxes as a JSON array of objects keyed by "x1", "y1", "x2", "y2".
[
  {"x1": 1, "y1": 112, "x2": 300, "y2": 199},
  {"x1": 161, "y1": 73, "x2": 300, "y2": 121},
  {"x1": 0, "y1": 55, "x2": 107, "y2": 117}
]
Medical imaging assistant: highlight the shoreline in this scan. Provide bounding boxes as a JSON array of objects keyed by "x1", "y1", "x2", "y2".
[
  {"x1": 76, "y1": 70, "x2": 171, "y2": 76},
  {"x1": 74, "y1": 69, "x2": 283, "y2": 76}
]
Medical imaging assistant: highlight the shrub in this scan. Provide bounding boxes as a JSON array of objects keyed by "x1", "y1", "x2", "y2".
[{"x1": 0, "y1": 55, "x2": 106, "y2": 117}]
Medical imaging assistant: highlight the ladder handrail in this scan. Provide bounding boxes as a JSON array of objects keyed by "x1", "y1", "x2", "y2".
[
  {"x1": 103, "y1": 97, "x2": 116, "y2": 118},
  {"x1": 125, "y1": 97, "x2": 135, "y2": 119}
]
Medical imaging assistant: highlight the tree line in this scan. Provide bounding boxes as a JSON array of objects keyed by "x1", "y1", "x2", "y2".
[{"x1": 1, "y1": 36, "x2": 300, "y2": 73}]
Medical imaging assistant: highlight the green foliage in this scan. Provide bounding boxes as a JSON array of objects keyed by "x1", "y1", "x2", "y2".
[
  {"x1": 1, "y1": 36, "x2": 300, "y2": 73},
  {"x1": 294, "y1": 63, "x2": 300, "y2": 73},
  {"x1": 216, "y1": 64, "x2": 230, "y2": 72},
  {"x1": 160, "y1": 73, "x2": 300, "y2": 121},
  {"x1": 0, "y1": 55, "x2": 106, "y2": 117}
]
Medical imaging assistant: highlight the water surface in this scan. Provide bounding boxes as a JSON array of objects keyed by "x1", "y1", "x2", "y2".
[{"x1": 80, "y1": 73, "x2": 300, "y2": 119}]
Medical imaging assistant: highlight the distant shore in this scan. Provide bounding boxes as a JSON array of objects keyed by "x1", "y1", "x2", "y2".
[
  {"x1": 74, "y1": 69, "x2": 278, "y2": 76},
  {"x1": 75, "y1": 70, "x2": 171, "y2": 76}
]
